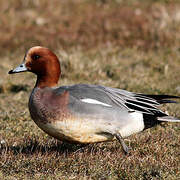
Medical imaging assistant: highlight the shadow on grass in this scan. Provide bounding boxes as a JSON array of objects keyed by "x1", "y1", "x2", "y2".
[
  {"x1": 10, "y1": 84, "x2": 29, "y2": 93},
  {"x1": 0, "y1": 139, "x2": 89, "y2": 156}
]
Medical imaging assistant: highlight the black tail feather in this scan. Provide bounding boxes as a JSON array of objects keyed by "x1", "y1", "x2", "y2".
[
  {"x1": 140, "y1": 94, "x2": 180, "y2": 100},
  {"x1": 158, "y1": 99, "x2": 178, "y2": 104},
  {"x1": 136, "y1": 94, "x2": 180, "y2": 104}
]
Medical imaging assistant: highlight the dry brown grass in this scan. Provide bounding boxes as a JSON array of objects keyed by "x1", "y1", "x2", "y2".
[
  {"x1": 0, "y1": 0, "x2": 180, "y2": 179},
  {"x1": 0, "y1": 0, "x2": 180, "y2": 56}
]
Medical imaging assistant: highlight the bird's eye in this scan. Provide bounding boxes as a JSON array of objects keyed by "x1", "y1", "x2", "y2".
[{"x1": 32, "y1": 54, "x2": 40, "y2": 60}]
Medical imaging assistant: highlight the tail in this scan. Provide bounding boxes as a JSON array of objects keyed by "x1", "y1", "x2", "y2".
[
  {"x1": 138, "y1": 94, "x2": 180, "y2": 104},
  {"x1": 136, "y1": 94, "x2": 180, "y2": 122},
  {"x1": 157, "y1": 116, "x2": 180, "y2": 122}
]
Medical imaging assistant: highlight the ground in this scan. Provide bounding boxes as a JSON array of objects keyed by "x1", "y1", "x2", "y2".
[{"x1": 0, "y1": 0, "x2": 180, "y2": 179}]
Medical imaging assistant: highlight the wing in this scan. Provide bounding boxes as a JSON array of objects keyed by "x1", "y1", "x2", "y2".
[{"x1": 53, "y1": 84, "x2": 179, "y2": 117}]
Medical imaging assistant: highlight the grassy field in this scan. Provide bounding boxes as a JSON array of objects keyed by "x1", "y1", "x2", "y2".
[{"x1": 0, "y1": 0, "x2": 180, "y2": 179}]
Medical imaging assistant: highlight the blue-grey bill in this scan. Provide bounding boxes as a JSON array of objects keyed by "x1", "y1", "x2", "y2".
[{"x1": 8, "y1": 63, "x2": 27, "y2": 74}]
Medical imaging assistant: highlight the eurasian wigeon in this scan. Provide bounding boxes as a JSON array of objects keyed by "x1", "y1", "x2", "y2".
[{"x1": 9, "y1": 46, "x2": 180, "y2": 153}]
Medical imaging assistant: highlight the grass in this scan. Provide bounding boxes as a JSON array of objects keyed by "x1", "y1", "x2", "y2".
[{"x1": 0, "y1": 0, "x2": 180, "y2": 179}]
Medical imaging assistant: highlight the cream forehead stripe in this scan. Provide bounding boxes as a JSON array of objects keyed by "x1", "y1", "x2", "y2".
[
  {"x1": 24, "y1": 46, "x2": 44, "y2": 63},
  {"x1": 29, "y1": 46, "x2": 44, "y2": 53},
  {"x1": 80, "y1": 98, "x2": 112, "y2": 107},
  {"x1": 25, "y1": 46, "x2": 45, "y2": 58}
]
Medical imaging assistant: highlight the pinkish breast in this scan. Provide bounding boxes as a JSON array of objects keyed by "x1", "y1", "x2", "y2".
[{"x1": 28, "y1": 87, "x2": 70, "y2": 124}]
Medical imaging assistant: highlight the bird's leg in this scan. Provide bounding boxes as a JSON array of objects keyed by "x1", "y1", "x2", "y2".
[{"x1": 114, "y1": 133, "x2": 131, "y2": 154}]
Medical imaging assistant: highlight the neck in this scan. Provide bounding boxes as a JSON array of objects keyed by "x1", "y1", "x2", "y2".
[{"x1": 35, "y1": 74, "x2": 59, "y2": 88}]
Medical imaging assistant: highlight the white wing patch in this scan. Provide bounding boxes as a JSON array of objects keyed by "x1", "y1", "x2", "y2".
[{"x1": 80, "y1": 98, "x2": 112, "y2": 107}]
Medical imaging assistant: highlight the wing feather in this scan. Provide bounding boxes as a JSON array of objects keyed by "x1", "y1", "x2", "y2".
[{"x1": 54, "y1": 84, "x2": 179, "y2": 117}]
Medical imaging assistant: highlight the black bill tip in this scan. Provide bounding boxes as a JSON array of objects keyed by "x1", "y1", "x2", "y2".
[{"x1": 8, "y1": 70, "x2": 14, "y2": 74}]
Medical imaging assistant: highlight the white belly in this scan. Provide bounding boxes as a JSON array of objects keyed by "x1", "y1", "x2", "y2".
[
  {"x1": 34, "y1": 112, "x2": 144, "y2": 143},
  {"x1": 36, "y1": 118, "x2": 114, "y2": 143}
]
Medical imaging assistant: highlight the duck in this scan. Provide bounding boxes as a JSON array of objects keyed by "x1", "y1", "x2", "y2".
[{"x1": 8, "y1": 46, "x2": 180, "y2": 153}]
